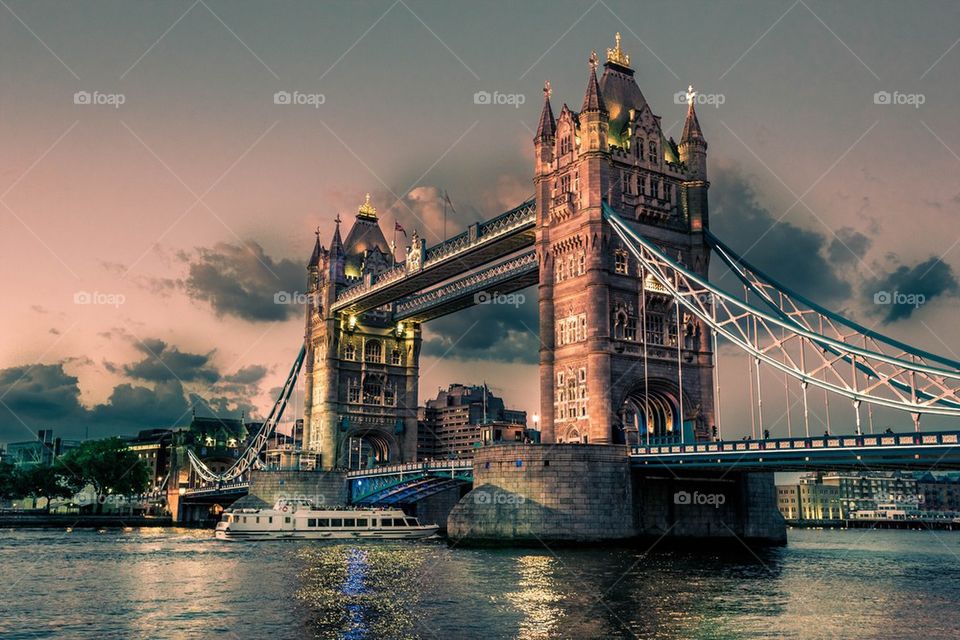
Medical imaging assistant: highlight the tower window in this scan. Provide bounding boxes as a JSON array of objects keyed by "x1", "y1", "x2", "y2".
[
  {"x1": 364, "y1": 340, "x2": 382, "y2": 363},
  {"x1": 615, "y1": 251, "x2": 628, "y2": 274},
  {"x1": 347, "y1": 378, "x2": 360, "y2": 403},
  {"x1": 344, "y1": 344, "x2": 357, "y2": 361},
  {"x1": 391, "y1": 349, "x2": 402, "y2": 365},
  {"x1": 648, "y1": 141, "x2": 657, "y2": 162}
]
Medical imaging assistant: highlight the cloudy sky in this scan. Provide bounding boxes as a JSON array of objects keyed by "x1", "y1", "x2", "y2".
[{"x1": 2, "y1": 0, "x2": 959, "y2": 444}]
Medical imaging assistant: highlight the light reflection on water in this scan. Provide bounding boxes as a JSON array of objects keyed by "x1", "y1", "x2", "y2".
[{"x1": 1, "y1": 528, "x2": 960, "y2": 639}]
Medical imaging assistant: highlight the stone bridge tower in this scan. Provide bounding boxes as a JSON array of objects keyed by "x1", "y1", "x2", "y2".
[
  {"x1": 535, "y1": 35, "x2": 715, "y2": 446},
  {"x1": 302, "y1": 196, "x2": 421, "y2": 470}
]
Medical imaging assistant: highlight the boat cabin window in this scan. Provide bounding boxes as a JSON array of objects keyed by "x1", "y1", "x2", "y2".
[
  {"x1": 356, "y1": 519, "x2": 368, "y2": 527},
  {"x1": 268, "y1": 517, "x2": 273, "y2": 524},
  {"x1": 331, "y1": 518, "x2": 343, "y2": 527},
  {"x1": 242, "y1": 517, "x2": 247, "y2": 523},
  {"x1": 318, "y1": 518, "x2": 329, "y2": 527},
  {"x1": 393, "y1": 518, "x2": 406, "y2": 527},
  {"x1": 284, "y1": 517, "x2": 291, "y2": 524},
  {"x1": 405, "y1": 518, "x2": 417, "y2": 526},
  {"x1": 307, "y1": 518, "x2": 317, "y2": 527},
  {"x1": 343, "y1": 518, "x2": 355, "y2": 527},
  {"x1": 380, "y1": 519, "x2": 391, "y2": 527},
  {"x1": 255, "y1": 517, "x2": 260, "y2": 524}
]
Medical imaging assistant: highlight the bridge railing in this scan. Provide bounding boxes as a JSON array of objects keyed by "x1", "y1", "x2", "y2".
[
  {"x1": 346, "y1": 459, "x2": 473, "y2": 478},
  {"x1": 630, "y1": 431, "x2": 960, "y2": 456},
  {"x1": 182, "y1": 479, "x2": 250, "y2": 496}
]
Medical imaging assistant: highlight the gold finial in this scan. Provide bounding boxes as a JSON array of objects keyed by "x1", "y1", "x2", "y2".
[
  {"x1": 685, "y1": 84, "x2": 696, "y2": 106},
  {"x1": 589, "y1": 49, "x2": 599, "y2": 71},
  {"x1": 606, "y1": 32, "x2": 630, "y2": 67},
  {"x1": 543, "y1": 80, "x2": 552, "y2": 100},
  {"x1": 357, "y1": 193, "x2": 377, "y2": 219}
]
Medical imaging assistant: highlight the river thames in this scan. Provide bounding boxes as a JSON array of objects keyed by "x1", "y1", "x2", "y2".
[{"x1": 2, "y1": 527, "x2": 959, "y2": 639}]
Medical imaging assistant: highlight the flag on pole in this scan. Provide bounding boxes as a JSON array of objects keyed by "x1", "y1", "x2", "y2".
[{"x1": 395, "y1": 221, "x2": 407, "y2": 237}]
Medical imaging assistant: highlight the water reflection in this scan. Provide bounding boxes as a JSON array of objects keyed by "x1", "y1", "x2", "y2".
[
  {"x1": 2, "y1": 529, "x2": 960, "y2": 639},
  {"x1": 509, "y1": 555, "x2": 562, "y2": 639}
]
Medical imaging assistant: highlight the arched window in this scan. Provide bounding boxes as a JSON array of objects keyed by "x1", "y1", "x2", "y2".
[
  {"x1": 391, "y1": 349, "x2": 402, "y2": 365},
  {"x1": 344, "y1": 344, "x2": 357, "y2": 361},
  {"x1": 648, "y1": 141, "x2": 657, "y2": 162},
  {"x1": 364, "y1": 340, "x2": 382, "y2": 363}
]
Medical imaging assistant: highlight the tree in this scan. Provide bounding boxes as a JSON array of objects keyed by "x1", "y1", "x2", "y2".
[
  {"x1": 59, "y1": 438, "x2": 151, "y2": 514},
  {"x1": 0, "y1": 461, "x2": 18, "y2": 500},
  {"x1": 15, "y1": 464, "x2": 72, "y2": 513}
]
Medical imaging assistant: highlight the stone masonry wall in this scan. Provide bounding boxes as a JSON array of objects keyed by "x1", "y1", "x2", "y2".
[{"x1": 447, "y1": 443, "x2": 635, "y2": 543}]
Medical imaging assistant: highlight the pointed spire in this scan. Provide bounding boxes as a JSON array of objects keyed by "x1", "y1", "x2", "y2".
[
  {"x1": 308, "y1": 226, "x2": 322, "y2": 267},
  {"x1": 535, "y1": 80, "x2": 556, "y2": 140},
  {"x1": 680, "y1": 85, "x2": 705, "y2": 144},
  {"x1": 330, "y1": 214, "x2": 344, "y2": 255},
  {"x1": 581, "y1": 50, "x2": 607, "y2": 114}
]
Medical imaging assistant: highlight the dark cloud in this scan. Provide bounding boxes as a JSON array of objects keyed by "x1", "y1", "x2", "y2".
[
  {"x1": 709, "y1": 164, "x2": 852, "y2": 305},
  {"x1": 828, "y1": 227, "x2": 872, "y2": 265},
  {"x1": 0, "y1": 340, "x2": 274, "y2": 442},
  {"x1": 0, "y1": 364, "x2": 190, "y2": 442},
  {"x1": 224, "y1": 365, "x2": 269, "y2": 385},
  {"x1": 421, "y1": 286, "x2": 539, "y2": 364},
  {"x1": 123, "y1": 339, "x2": 220, "y2": 384},
  {"x1": 863, "y1": 257, "x2": 959, "y2": 323},
  {"x1": 183, "y1": 241, "x2": 304, "y2": 322}
]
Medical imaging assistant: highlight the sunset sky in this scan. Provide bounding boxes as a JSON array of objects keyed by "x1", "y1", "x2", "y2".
[{"x1": 2, "y1": 0, "x2": 960, "y2": 445}]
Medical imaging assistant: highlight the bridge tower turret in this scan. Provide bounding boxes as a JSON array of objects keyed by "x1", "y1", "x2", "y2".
[
  {"x1": 535, "y1": 34, "x2": 715, "y2": 446},
  {"x1": 302, "y1": 198, "x2": 421, "y2": 470}
]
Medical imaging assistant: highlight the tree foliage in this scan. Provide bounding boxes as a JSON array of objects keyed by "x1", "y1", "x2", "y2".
[{"x1": 59, "y1": 437, "x2": 150, "y2": 513}]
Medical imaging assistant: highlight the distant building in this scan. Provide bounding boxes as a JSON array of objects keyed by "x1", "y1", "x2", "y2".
[
  {"x1": 417, "y1": 384, "x2": 527, "y2": 459},
  {"x1": 915, "y1": 472, "x2": 960, "y2": 512},
  {"x1": 4, "y1": 430, "x2": 80, "y2": 468},
  {"x1": 821, "y1": 471, "x2": 921, "y2": 514},
  {"x1": 125, "y1": 429, "x2": 174, "y2": 492},
  {"x1": 777, "y1": 476, "x2": 844, "y2": 521}
]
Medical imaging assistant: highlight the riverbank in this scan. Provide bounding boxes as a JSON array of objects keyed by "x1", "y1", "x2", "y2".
[
  {"x1": 788, "y1": 518, "x2": 960, "y2": 530},
  {"x1": 0, "y1": 513, "x2": 172, "y2": 528}
]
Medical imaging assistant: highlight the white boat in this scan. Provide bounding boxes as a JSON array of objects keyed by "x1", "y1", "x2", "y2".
[{"x1": 214, "y1": 498, "x2": 439, "y2": 541}]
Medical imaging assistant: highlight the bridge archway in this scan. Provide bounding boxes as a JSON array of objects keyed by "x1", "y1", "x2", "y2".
[
  {"x1": 340, "y1": 431, "x2": 398, "y2": 470},
  {"x1": 617, "y1": 380, "x2": 687, "y2": 445}
]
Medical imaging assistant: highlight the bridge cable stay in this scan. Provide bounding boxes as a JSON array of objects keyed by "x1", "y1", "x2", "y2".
[
  {"x1": 706, "y1": 230, "x2": 960, "y2": 421},
  {"x1": 602, "y1": 202, "x2": 960, "y2": 422},
  {"x1": 186, "y1": 344, "x2": 307, "y2": 483}
]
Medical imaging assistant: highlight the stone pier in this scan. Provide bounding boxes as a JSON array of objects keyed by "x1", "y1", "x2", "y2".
[{"x1": 447, "y1": 443, "x2": 785, "y2": 546}]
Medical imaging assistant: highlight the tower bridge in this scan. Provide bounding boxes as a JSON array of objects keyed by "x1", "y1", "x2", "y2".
[{"x1": 177, "y1": 34, "x2": 960, "y2": 544}]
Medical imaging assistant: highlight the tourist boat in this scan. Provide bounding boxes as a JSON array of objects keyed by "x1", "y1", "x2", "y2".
[{"x1": 214, "y1": 498, "x2": 439, "y2": 541}]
